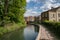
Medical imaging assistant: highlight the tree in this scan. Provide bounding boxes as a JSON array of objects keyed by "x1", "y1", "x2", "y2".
[{"x1": 0, "y1": 0, "x2": 26, "y2": 26}]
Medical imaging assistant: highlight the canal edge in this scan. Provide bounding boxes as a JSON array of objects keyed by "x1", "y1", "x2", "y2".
[{"x1": 36, "y1": 25, "x2": 41, "y2": 40}]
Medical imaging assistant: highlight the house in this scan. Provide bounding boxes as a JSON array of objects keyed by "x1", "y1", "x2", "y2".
[
  {"x1": 41, "y1": 6, "x2": 60, "y2": 22},
  {"x1": 38, "y1": 15, "x2": 41, "y2": 23},
  {"x1": 24, "y1": 16, "x2": 35, "y2": 24},
  {"x1": 29, "y1": 16, "x2": 35, "y2": 22}
]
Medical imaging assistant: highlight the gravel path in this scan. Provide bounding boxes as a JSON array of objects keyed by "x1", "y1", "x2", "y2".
[{"x1": 36, "y1": 25, "x2": 59, "y2": 40}]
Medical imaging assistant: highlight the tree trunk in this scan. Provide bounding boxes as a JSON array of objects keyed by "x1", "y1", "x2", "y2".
[
  {"x1": 4, "y1": 0, "x2": 9, "y2": 15},
  {"x1": 2, "y1": 0, "x2": 9, "y2": 26}
]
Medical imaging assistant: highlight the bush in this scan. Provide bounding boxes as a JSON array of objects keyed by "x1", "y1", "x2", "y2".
[{"x1": 42, "y1": 21, "x2": 60, "y2": 38}]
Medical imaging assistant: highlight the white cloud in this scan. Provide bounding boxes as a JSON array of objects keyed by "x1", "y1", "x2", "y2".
[
  {"x1": 26, "y1": 0, "x2": 31, "y2": 3},
  {"x1": 24, "y1": 9, "x2": 40, "y2": 17},
  {"x1": 25, "y1": 0, "x2": 60, "y2": 17},
  {"x1": 33, "y1": 7, "x2": 38, "y2": 10},
  {"x1": 26, "y1": 0, "x2": 37, "y2": 3},
  {"x1": 40, "y1": 0, "x2": 60, "y2": 12},
  {"x1": 48, "y1": 0, "x2": 56, "y2": 3}
]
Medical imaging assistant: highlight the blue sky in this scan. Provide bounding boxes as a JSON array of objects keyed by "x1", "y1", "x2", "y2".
[{"x1": 24, "y1": 0, "x2": 60, "y2": 17}]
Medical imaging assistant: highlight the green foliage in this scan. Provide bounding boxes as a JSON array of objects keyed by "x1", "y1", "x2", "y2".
[
  {"x1": 0, "y1": 0, "x2": 26, "y2": 26},
  {"x1": 0, "y1": 0, "x2": 26, "y2": 36},
  {"x1": 42, "y1": 21, "x2": 60, "y2": 38}
]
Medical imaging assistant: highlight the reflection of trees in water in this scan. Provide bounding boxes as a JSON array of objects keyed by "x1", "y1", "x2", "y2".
[
  {"x1": 34, "y1": 25, "x2": 39, "y2": 32},
  {"x1": 0, "y1": 28, "x2": 24, "y2": 40}
]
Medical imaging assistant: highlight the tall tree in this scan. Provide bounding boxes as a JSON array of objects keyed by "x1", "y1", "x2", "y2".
[
  {"x1": 4, "y1": 0, "x2": 8, "y2": 15},
  {"x1": 0, "y1": 0, "x2": 26, "y2": 26}
]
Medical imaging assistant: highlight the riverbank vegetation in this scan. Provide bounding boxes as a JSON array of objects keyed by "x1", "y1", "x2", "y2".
[
  {"x1": 0, "y1": 0, "x2": 26, "y2": 36},
  {"x1": 0, "y1": 27, "x2": 24, "y2": 40},
  {"x1": 42, "y1": 20, "x2": 60, "y2": 38}
]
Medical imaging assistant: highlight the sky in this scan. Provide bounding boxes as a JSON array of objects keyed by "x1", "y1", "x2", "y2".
[{"x1": 24, "y1": 0, "x2": 60, "y2": 17}]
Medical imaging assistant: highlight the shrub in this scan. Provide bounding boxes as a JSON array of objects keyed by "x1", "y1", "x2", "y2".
[{"x1": 42, "y1": 21, "x2": 60, "y2": 37}]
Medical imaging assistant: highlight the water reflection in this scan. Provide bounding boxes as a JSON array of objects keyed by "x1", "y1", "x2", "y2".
[
  {"x1": 0, "y1": 25, "x2": 39, "y2": 40},
  {"x1": 0, "y1": 28, "x2": 24, "y2": 40},
  {"x1": 34, "y1": 25, "x2": 39, "y2": 32},
  {"x1": 24, "y1": 25, "x2": 39, "y2": 40}
]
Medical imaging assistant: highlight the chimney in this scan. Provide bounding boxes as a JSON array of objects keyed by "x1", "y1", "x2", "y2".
[{"x1": 51, "y1": 7, "x2": 54, "y2": 9}]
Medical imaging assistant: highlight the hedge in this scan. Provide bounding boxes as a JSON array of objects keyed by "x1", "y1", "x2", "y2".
[{"x1": 42, "y1": 20, "x2": 60, "y2": 38}]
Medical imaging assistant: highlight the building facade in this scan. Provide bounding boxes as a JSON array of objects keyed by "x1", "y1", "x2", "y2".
[
  {"x1": 24, "y1": 16, "x2": 35, "y2": 24},
  {"x1": 41, "y1": 7, "x2": 60, "y2": 22},
  {"x1": 24, "y1": 16, "x2": 40, "y2": 24}
]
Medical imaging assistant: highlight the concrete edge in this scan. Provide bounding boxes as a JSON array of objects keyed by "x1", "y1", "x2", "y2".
[{"x1": 36, "y1": 25, "x2": 41, "y2": 40}]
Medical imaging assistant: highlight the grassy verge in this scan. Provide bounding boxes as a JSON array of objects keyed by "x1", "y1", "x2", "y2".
[
  {"x1": 41, "y1": 21, "x2": 60, "y2": 38},
  {"x1": 0, "y1": 22, "x2": 26, "y2": 37}
]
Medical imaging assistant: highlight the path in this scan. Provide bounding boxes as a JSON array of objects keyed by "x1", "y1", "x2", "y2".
[{"x1": 36, "y1": 25, "x2": 59, "y2": 40}]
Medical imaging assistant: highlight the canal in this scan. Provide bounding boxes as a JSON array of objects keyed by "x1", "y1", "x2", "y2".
[{"x1": 0, "y1": 25, "x2": 39, "y2": 40}]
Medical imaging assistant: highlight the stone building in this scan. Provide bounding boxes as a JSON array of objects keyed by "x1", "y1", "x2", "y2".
[
  {"x1": 24, "y1": 16, "x2": 35, "y2": 24},
  {"x1": 24, "y1": 16, "x2": 40, "y2": 24},
  {"x1": 29, "y1": 16, "x2": 35, "y2": 22},
  {"x1": 41, "y1": 7, "x2": 60, "y2": 22},
  {"x1": 38, "y1": 15, "x2": 41, "y2": 22}
]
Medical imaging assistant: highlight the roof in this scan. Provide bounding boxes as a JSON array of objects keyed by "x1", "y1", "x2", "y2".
[{"x1": 41, "y1": 6, "x2": 60, "y2": 14}]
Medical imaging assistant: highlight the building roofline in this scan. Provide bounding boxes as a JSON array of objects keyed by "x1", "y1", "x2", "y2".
[{"x1": 41, "y1": 6, "x2": 60, "y2": 14}]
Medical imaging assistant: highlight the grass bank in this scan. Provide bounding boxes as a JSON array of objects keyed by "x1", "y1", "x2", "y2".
[
  {"x1": 0, "y1": 22, "x2": 26, "y2": 37},
  {"x1": 41, "y1": 21, "x2": 60, "y2": 38}
]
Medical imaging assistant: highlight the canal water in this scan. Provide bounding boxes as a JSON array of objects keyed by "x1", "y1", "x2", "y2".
[{"x1": 0, "y1": 25, "x2": 39, "y2": 40}]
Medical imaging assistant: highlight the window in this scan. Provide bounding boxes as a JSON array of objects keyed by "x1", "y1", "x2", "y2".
[
  {"x1": 53, "y1": 14, "x2": 55, "y2": 18},
  {"x1": 42, "y1": 14, "x2": 44, "y2": 17},
  {"x1": 58, "y1": 14, "x2": 60, "y2": 17},
  {"x1": 45, "y1": 13, "x2": 47, "y2": 17},
  {"x1": 59, "y1": 19, "x2": 60, "y2": 21},
  {"x1": 58, "y1": 9, "x2": 60, "y2": 12}
]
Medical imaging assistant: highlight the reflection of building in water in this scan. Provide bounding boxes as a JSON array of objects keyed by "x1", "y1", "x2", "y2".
[
  {"x1": 24, "y1": 25, "x2": 38, "y2": 40},
  {"x1": 34, "y1": 25, "x2": 39, "y2": 32}
]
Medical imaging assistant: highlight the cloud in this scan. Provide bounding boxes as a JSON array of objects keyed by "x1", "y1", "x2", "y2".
[
  {"x1": 39, "y1": 0, "x2": 60, "y2": 12},
  {"x1": 26, "y1": 0, "x2": 31, "y2": 3},
  {"x1": 24, "y1": 8, "x2": 40, "y2": 17},
  {"x1": 26, "y1": 0, "x2": 37, "y2": 3},
  {"x1": 25, "y1": 0, "x2": 60, "y2": 17}
]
